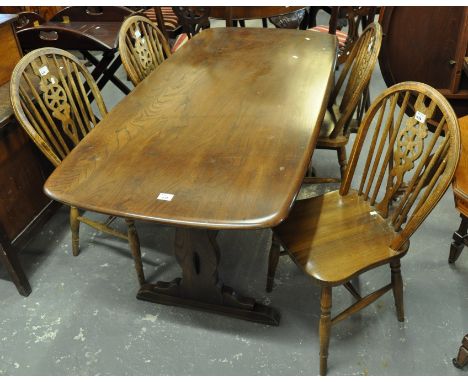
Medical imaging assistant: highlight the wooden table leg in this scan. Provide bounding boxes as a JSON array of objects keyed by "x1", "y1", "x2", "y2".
[
  {"x1": 95, "y1": 54, "x2": 131, "y2": 95},
  {"x1": 453, "y1": 334, "x2": 468, "y2": 369},
  {"x1": 137, "y1": 227, "x2": 280, "y2": 325}
]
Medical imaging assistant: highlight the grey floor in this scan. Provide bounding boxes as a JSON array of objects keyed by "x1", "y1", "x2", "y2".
[{"x1": 0, "y1": 15, "x2": 467, "y2": 376}]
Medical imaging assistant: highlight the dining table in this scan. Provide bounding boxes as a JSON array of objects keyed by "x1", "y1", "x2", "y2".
[{"x1": 44, "y1": 27, "x2": 337, "y2": 325}]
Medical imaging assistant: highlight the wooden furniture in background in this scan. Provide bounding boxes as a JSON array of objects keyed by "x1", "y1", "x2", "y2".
[
  {"x1": 310, "y1": 22, "x2": 382, "y2": 179},
  {"x1": 118, "y1": 15, "x2": 171, "y2": 86},
  {"x1": 43, "y1": 28, "x2": 337, "y2": 325},
  {"x1": 449, "y1": 115, "x2": 468, "y2": 263},
  {"x1": 170, "y1": 7, "x2": 211, "y2": 52},
  {"x1": 10, "y1": 47, "x2": 145, "y2": 287},
  {"x1": 0, "y1": 6, "x2": 63, "y2": 22},
  {"x1": 448, "y1": 116, "x2": 468, "y2": 371},
  {"x1": 309, "y1": 7, "x2": 377, "y2": 65},
  {"x1": 268, "y1": 8, "x2": 307, "y2": 29},
  {"x1": 0, "y1": 14, "x2": 56, "y2": 296},
  {"x1": 17, "y1": 6, "x2": 135, "y2": 96},
  {"x1": 267, "y1": 82, "x2": 461, "y2": 375},
  {"x1": 143, "y1": 7, "x2": 181, "y2": 40},
  {"x1": 210, "y1": 6, "x2": 305, "y2": 27},
  {"x1": 379, "y1": 6, "x2": 468, "y2": 117},
  {"x1": 13, "y1": 12, "x2": 45, "y2": 31},
  {"x1": 453, "y1": 334, "x2": 468, "y2": 369},
  {"x1": 50, "y1": 6, "x2": 132, "y2": 23},
  {"x1": 172, "y1": 7, "x2": 210, "y2": 37}
]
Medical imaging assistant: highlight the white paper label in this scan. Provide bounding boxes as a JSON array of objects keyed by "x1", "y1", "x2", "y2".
[
  {"x1": 415, "y1": 111, "x2": 426, "y2": 124},
  {"x1": 370, "y1": 211, "x2": 378, "y2": 216},
  {"x1": 157, "y1": 193, "x2": 174, "y2": 201},
  {"x1": 135, "y1": 29, "x2": 141, "y2": 38},
  {"x1": 39, "y1": 65, "x2": 49, "y2": 76}
]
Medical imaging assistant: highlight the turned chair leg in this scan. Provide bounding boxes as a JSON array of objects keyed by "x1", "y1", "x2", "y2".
[
  {"x1": 337, "y1": 146, "x2": 347, "y2": 179},
  {"x1": 126, "y1": 219, "x2": 145, "y2": 286},
  {"x1": 319, "y1": 286, "x2": 332, "y2": 376},
  {"x1": 453, "y1": 334, "x2": 468, "y2": 369},
  {"x1": 449, "y1": 214, "x2": 468, "y2": 264},
  {"x1": 390, "y1": 259, "x2": 404, "y2": 322},
  {"x1": 266, "y1": 234, "x2": 281, "y2": 292},
  {"x1": 70, "y1": 206, "x2": 80, "y2": 257}
]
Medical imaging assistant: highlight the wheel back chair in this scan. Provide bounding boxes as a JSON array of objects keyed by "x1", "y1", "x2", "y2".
[
  {"x1": 307, "y1": 21, "x2": 382, "y2": 182},
  {"x1": 118, "y1": 15, "x2": 171, "y2": 87},
  {"x1": 267, "y1": 82, "x2": 461, "y2": 375},
  {"x1": 309, "y1": 7, "x2": 378, "y2": 129},
  {"x1": 10, "y1": 47, "x2": 146, "y2": 286}
]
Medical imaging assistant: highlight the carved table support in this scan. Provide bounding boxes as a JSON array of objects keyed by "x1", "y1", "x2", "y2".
[
  {"x1": 137, "y1": 227, "x2": 280, "y2": 325},
  {"x1": 453, "y1": 334, "x2": 468, "y2": 369}
]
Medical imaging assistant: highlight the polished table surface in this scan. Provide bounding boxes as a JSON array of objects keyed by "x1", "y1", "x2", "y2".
[
  {"x1": 44, "y1": 28, "x2": 336, "y2": 324},
  {"x1": 45, "y1": 28, "x2": 336, "y2": 229}
]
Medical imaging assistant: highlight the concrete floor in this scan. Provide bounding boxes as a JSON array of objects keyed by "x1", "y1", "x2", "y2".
[{"x1": 0, "y1": 15, "x2": 467, "y2": 376}]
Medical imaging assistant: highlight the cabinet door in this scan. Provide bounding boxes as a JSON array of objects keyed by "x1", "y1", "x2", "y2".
[{"x1": 0, "y1": 122, "x2": 52, "y2": 241}]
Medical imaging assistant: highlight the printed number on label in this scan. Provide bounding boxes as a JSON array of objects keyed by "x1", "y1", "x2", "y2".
[
  {"x1": 39, "y1": 66, "x2": 49, "y2": 76},
  {"x1": 415, "y1": 111, "x2": 426, "y2": 124},
  {"x1": 157, "y1": 193, "x2": 174, "y2": 201}
]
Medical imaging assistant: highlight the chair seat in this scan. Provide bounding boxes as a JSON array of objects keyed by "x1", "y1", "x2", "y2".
[
  {"x1": 274, "y1": 190, "x2": 404, "y2": 285},
  {"x1": 309, "y1": 25, "x2": 348, "y2": 48},
  {"x1": 171, "y1": 33, "x2": 189, "y2": 53}
]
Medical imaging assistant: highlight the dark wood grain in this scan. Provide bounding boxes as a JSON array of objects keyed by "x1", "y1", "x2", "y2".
[
  {"x1": 379, "y1": 6, "x2": 468, "y2": 116},
  {"x1": 45, "y1": 28, "x2": 337, "y2": 230}
]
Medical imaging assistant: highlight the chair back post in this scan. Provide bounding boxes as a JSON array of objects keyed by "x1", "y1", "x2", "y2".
[
  {"x1": 153, "y1": 7, "x2": 169, "y2": 41},
  {"x1": 328, "y1": 21, "x2": 382, "y2": 139},
  {"x1": 341, "y1": 82, "x2": 461, "y2": 251},
  {"x1": 10, "y1": 47, "x2": 107, "y2": 166},
  {"x1": 118, "y1": 15, "x2": 171, "y2": 87}
]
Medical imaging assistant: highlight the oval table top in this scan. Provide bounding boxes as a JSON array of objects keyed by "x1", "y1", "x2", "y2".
[{"x1": 44, "y1": 28, "x2": 336, "y2": 229}]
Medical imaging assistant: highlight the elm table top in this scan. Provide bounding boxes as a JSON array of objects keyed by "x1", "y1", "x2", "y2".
[{"x1": 44, "y1": 28, "x2": 336, "y2": 230}]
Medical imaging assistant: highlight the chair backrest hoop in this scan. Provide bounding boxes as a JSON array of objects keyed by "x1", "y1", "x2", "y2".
[
  {"x1": 340, "y1": 81, "x2": 460, "y2": 250},
  {"x1": 328, "y1": 21, "x2": 382, "y2": 139},
  {"x1": 118, "y1": 15, "x2": 171, "y2": 87},
  {"x1": 10, "y1": 47, "x2": 107, "y2": 167}
]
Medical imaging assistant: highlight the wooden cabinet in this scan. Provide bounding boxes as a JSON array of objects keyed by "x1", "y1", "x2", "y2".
[
  {"x1": 0, "y1": 14, "x2": 57, "y2": 296},
  {"x1": 0, "y1": 6, "x2": 63, "y2": 21},
  {"x1": 379, "y1": 6, "x2": 468, "y2": 117}
]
